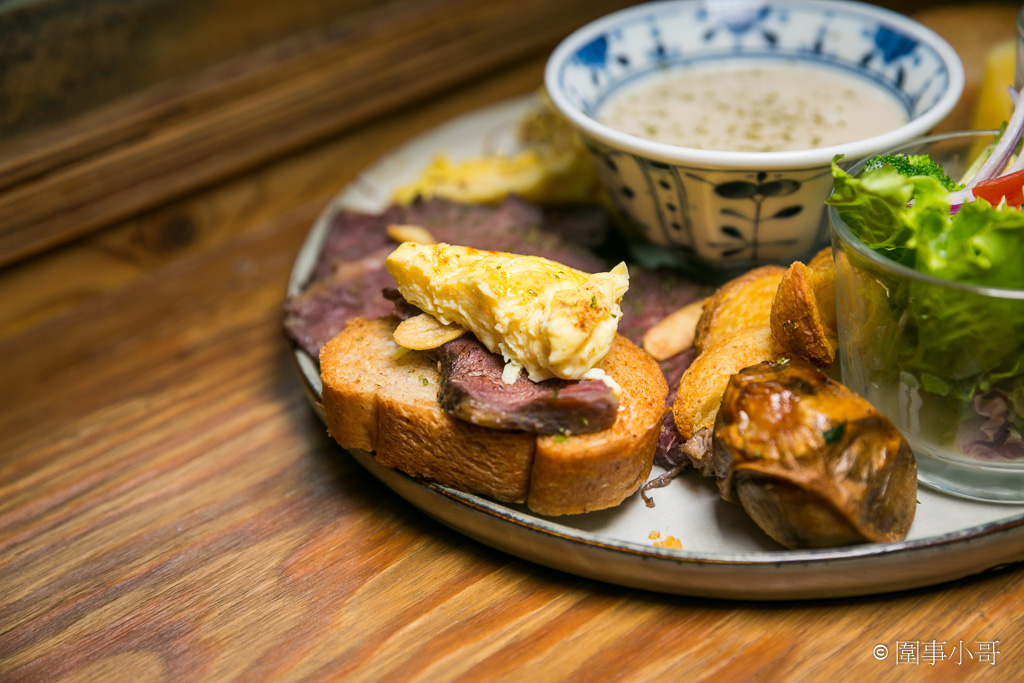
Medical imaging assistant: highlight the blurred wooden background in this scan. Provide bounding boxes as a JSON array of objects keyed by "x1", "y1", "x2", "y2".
[{"x1": 0, "y1": 0, "x2": 1018, "y2": 268}]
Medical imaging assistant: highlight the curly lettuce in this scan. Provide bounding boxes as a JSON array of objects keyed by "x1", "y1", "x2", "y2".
[{"x1": 827, "y1": 157, "x2": 1024, "y2": 455}]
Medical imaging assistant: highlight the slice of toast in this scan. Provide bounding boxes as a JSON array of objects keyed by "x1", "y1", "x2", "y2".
[{"x1": 319, "y1": 316, "x2": 668, "y2": 516}]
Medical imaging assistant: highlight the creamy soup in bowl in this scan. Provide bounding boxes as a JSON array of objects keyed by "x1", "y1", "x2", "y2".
[{"x1": 597, "y1": 60, "x2": 909, "y2": 153}]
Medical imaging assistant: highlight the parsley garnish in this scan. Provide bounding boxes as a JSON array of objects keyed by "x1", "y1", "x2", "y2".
[{"x1": 823, "y1": 421, "x2": 847, "y2": 444}]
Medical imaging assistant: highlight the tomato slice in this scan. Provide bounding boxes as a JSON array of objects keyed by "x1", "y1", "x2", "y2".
[{"x1": 972, "y1": 168, "x2": 1024, "y2": 207}]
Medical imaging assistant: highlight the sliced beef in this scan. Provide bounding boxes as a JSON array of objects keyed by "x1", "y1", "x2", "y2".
[
  {"x1": 310, "y1": 207, "x2": 403, "y2": 282},
  {"x1": 283, "y1": 196, "x2": 611, "y2": 357},
  {"x1": 382, "y1": 287, "x2": 422, "y2": 320},
  {"x1": 617, "y1": 267, "x2": 709, "y2": 467},
  {"x1": 437, "y1": 336, "x2": 618, "y2": 435},
  {"x1": 282, "y1": 253, "x2": 397, "y2": 357},
  {"x1": 653, "y1": 347, "x2": 697, "y2": 468},
  {"x1": 616, "y1": 267, "x2": 709, "y2": 346}
]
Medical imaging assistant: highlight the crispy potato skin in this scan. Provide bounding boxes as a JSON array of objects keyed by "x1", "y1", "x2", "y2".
[
  {"x1": 673, "y1": 327, "x2": 775, "y2": 440},
  {"x1": 694, "y1": 265, "x2": 785, "y2": 354},
  {"x1": 712, "y1": 360, "x2": 917, "y2": 549},
  {"x1": 770, "y1": 248, "x2": 838, "y2": 368},
  {"x1": 673, "y1": 266, "x2": 784, "y2": 440}
]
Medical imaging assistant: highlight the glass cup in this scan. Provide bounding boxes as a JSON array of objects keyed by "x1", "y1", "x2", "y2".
[
  {"x1": 828, "y1": 131, "x2": 1024, "y2": 503},
  {"x1": 1017, "y1": 5, "x2": 1024, "y2": 89}
]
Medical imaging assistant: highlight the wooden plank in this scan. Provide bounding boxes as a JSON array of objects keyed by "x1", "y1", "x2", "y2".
[
  {"x1": 1, "y1": 7, "x2": 1022, "y2": 678},
  {"x1": 0, "y1": 55, "x2": 547, "y2": 339},
  {"x1": 0, "y1": 0, "x2": 632, "y2": 268},
  {"x1": 0, "y1": 0, "x2": 382, "y2": 140}
]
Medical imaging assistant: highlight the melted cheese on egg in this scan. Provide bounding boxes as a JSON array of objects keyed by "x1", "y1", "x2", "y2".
[{"x1": 385, "y1": 242, "x2": 629, "y2": 383}]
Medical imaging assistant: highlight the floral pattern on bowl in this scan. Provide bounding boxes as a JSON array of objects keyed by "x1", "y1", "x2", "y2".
[{"x1": 588, "y1": 139, "x2": 833, "y2": 263}]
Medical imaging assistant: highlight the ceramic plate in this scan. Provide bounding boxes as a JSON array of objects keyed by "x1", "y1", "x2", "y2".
[{"x1": 286, "y1": 95, "x2": 1024, "y2": 600}]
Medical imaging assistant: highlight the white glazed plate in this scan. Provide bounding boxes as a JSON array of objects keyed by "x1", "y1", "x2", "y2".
[{"x1": 287, "y1": 96, "x2": 1024, "y2": 600}]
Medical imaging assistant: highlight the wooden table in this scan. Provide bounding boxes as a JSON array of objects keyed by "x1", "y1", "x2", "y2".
[{"x1": 3, "y1": 4, "x2": 1022, "y2": 680}]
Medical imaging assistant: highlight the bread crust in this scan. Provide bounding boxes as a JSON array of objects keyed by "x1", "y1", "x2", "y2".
[
  {"x1": 528, "y1": 339, "x2": 666, "y2": 515},
  {"x1": 319, "y1": 316, "x2": 667, "y2": 515}
]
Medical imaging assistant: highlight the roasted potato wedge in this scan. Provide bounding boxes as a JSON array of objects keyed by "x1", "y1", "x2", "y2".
[
  {"x1": 712, "y1": 360, "x2": 917, "y2": 548},
  {"x1": 770, "y1": 248, "x2": 838, "y2": 367},
  {"x1": 695, "y1": 265, "x2": 785, "y2": 354},
  {"x1": 672, "y1": 326, "x2": 777, "y2": 440}
]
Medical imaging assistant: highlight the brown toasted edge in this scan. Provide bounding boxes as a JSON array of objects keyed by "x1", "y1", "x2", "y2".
[
  {"x1": 320, "y1": 318, "x2": 666, "y2": 514},
  {"x1": 527, "y1": 336, "x2": 668, "y2": 516}
]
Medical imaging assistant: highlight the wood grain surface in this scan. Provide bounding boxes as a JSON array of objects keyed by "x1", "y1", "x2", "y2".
[
  {"x1": 0, "y1": 0, "x2": 636, "y2": 269},
  {"x1": 2, "y1": 4, "x2": 1023, "y2": 681}
]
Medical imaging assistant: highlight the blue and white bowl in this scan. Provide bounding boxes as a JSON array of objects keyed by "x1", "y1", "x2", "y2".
[{"x1": 544, "y1": 0, "x2": 963, "y2": 278}]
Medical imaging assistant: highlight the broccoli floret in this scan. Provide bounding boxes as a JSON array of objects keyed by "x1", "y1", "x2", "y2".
[{"x1": 864, "y1": 153, "x2": 963, "y2": 191}]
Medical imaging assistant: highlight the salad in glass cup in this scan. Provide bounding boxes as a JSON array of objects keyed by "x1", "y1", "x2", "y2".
[{"x1": 827, "y1": 107, "x2": 1024, "y2": 503}]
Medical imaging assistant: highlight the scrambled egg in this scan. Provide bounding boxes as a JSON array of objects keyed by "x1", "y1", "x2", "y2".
[
  {"x1": 391, "y1": 106, "x2": 603, "y2": 206},
  {"x1": 385, "y1": 242, "x2": 629, "y2": 385}
]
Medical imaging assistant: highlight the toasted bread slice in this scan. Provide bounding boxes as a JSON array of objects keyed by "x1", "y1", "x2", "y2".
[{"x1": 319, "y1": 316, "x2": 667, "y2": 516}]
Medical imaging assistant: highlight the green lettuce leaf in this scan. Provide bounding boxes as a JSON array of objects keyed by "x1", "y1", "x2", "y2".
[{"x1": 827, "y1": 157, "x2": 1024, "y2": 439}]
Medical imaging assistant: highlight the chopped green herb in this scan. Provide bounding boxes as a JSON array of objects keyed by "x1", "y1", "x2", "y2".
[
  {"x1": 590, "y1": 295, "x2": 597, "y2": 309},
  {"x1": 553, "y1": 434, "x2": 568, "y2": 443},
  {"x1": 419, "y1": 375, "x2": 429, "y2": 386},
  {"x1": 823, "y1": 421, "x2": 847, "y2": 444}
]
